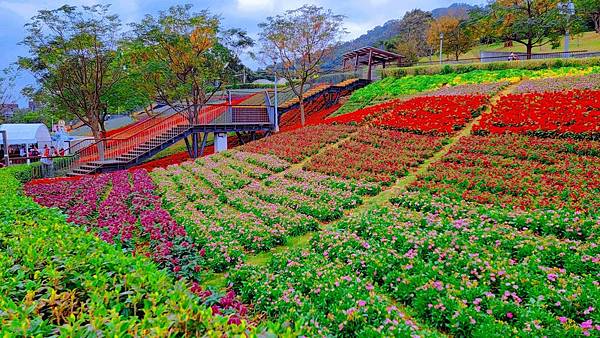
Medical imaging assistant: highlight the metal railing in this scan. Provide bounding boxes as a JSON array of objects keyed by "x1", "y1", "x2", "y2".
[{"x1": 411, "y1": 50, "x2": 600, "y2": 66}]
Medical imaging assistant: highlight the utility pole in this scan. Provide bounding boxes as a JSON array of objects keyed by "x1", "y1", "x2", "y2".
[
  {"x1": 273, "y1": 64, "x2": 279, "y2": 132},
  {"x1": 439, "y1": 32, "x2": 444, "y2": 65}
]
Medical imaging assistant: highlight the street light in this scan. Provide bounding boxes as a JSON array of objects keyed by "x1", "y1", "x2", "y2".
[
  {"x1": 273, "y1": 63, "x2": 279, "y2": 132},
  {"x1": 439, "y1": 32, "x2": 444, "y2": 65},
  {"x1": 558, "y1": 0, "x2": 576, "y2": 55}
]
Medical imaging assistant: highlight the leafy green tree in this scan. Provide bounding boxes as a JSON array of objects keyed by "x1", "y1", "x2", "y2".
[
  {"x1": 258, "y1": 5, "x2": 346, "y2": 126},
  {"x1": 385, "y1": 9, "x2": 435, "y2": 63},
  {"x1": 427, "y1": 16, "x2": 478, "y2": 61},
  {"x1": 575, "y1": 0, "x2": 600, "y2": 33},
  {"x1": 127, "y1": 5, "x2": 252, "y2": 126},
  {"x1": 18, "y1": 5, "x2": 126, "y2": 158},
  {"x1": 0, "y1": 67, "x2": 16, "y2": 124},
  {"x1": 483, "y1": 0, "x2": 565, "y2": 58}
]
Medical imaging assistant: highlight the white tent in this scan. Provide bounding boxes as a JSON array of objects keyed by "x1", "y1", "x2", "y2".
[{"x1": 0, "y1": 123, "x2": 52, "y2": 147}]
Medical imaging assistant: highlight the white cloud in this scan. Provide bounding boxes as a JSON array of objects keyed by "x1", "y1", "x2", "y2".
[
  {"x1": 0, "y1": 0, "x2": 139, "y2": 21},
  {"x1": 235, "y1": 0, "x2": 275, "y2": 12}
]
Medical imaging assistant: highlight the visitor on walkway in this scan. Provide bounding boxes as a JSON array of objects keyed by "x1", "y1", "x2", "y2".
[{"x1": 41, "y1": 145, "x2": 54, "y2": 177}]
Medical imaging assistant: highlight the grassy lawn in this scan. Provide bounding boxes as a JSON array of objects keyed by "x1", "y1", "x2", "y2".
[{"x1": 421, "y1": 31, "x2": 600, "y2": 62}]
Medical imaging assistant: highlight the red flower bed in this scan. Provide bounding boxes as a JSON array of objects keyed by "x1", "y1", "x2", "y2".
[
  {"x1": 281, "y1": 104, "x2": 342, "y2": 132},
  {"x1": 374, "y1": 95, "x2": 488, "y2": 134},
  {"x1": 326, "y1": 95, "x2": 488, "y2": 135},
  {"x1": 410, "y1": 134, "x2": 600, "y2": 212},
  {"x1": 474, "y1": 89, "x2": 600, "y2": 138},
  {"x1": 305, "y1": 127, "x2": 444, "y2": 184},
  {"x1": 239, "y1": 124, "x2": 356, "y2": 163}
]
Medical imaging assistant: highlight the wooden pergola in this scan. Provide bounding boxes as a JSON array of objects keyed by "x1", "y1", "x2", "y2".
[{"x1": 342, "y1": 47, "x2": 404, "y2": 81}]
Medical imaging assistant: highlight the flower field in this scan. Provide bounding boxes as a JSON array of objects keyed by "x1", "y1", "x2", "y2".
[
  {"x1": 335, "y1": 65, "x2": 600, "y2": 115},
  {"x1": 150, "y1": 151, "x2": 378, "y2": 272},
  {"x1": 4, "y1": 66, "x2": 600, "y2": 336},
  {"x1": 474, "y1": 89, "x2": 600, "y2": 138},
  {"x1": 513, "y1": 73, "x2": 600, "y2": 93},
  {"x1": 239, "y1": 124, "x2": 356, "y2": 163},
  {"x1": 410, "y1": 134, "x2": 600, "y2": 213},
  {"x1": 305, "y1": 127, "x2": 445, "y2": 184},
  {"x1": 329, "y1": 94, "x2": 488, "y2": 135}
]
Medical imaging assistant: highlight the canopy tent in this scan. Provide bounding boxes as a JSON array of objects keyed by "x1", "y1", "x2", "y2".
[{"x1": 0, "y1": 123, "x2": 52, "y2": 147}]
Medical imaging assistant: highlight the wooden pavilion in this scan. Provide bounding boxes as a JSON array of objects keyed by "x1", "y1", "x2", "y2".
[{"x1": 342, "y1": 47, "x2": 404, "y2": 81}]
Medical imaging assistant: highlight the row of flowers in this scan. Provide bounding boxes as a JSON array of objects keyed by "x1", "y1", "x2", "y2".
[
  {"x1": 239, "y1": 124, "x2": 356, "y2": 163},
  {"x1": 335, "y1": 66, "x2": 600, "y2": 115},
  {"x1": 230, "y1": 197, "x2": 599, "y2": 336},
  {"x1": 409, "y1": 134, "x2": 600, "y2": 214},
  {"x1": 0, "y1": 167, "x2": 269, "y2": 335},
  {"x1": 329, "y1": 94, "x2": 488, "y2": 134},
  {"x1": 151, "y1": 151, "x2": 374, "y2": 271},
  {"x1": 512, "y1": 73, "x2": 600, "y2": 94},
  {"x1": 305, "y1": 127, "x2": 445, "y2": 184},
  {"x1": 474, "y1": 89, "x2": 600, "y2": 138},
  {"x1": 24, "y1": 169, "x2": 249, "y2": 320}
]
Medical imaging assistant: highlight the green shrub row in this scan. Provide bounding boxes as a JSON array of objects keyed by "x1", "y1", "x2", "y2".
[
  {"x1": 381, "y1": 57, "x2": 600, "y2": 78},
  {"x1": 0, "y1": 167, "x2": 296, "y2": 336}
]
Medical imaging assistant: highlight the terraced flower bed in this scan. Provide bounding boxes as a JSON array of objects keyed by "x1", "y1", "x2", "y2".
[
  {"x1": 239, "y1": 124, "x2": 356, "y2": 163},
  {"x1": 474, "y1": 89, "x2": 600, "y2": 138},
  {"x1": 513, "y1": 73, "x2": 600, "y2": 93},
  {"x1": 328, "y1": 94, "x2": 488, "y2": 132},
  {"x1": 151, "y1": 151, "x2": 377, "y2": 272},
  {"x1": 231, "y1": 200, "x2": 599, "y2": 337},
  {"x1": 409, "y1": 134, "x2": 600, "y2": 213},
  {"x1": 305, "y1": 127, "x2": 445, "y2": 184}
]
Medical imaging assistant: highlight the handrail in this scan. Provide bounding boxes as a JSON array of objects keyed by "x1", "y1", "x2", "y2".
[{"x1": 69, "y1": 94, "x2": 261, "y2": 169}]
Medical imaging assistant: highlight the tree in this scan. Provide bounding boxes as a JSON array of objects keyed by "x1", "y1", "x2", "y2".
[
  {"x1": 483, "y1": 0, "x2": 565, "y2": 58},
  {"x1": 127, "y1": 5, "x2": 250, "y2": 126},
  {"x1": 19, "y1": 5, "x2": 126, "y2": 159},
  {"x1": 427, "y1": 16, "x2": 477, "y2": 61},
  {"x1": 258, "y1": 5, "x2": 346, "y2": 127},
  {"x1": 575, "y1": 0, "x2": 600, "y2": 33},
  {"x1": 0, "y1": 68, "x2": 15, "y2": 123},
  {"x1": 385, "y1": 9, "x2": 434, "y2": 65}
]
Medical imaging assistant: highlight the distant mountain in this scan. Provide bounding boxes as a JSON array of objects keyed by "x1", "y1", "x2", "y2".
[
  {"x1": 431, "y1": 3, "x2": 475, "y2": 19},
  {"x1": 323, "y1": 3, "x2": 477, "y2": 70}
]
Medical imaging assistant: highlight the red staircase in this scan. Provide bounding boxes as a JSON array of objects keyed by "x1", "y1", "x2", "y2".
[{"x1": 68, "y1": 103, "x2": 241, "y2": 176}]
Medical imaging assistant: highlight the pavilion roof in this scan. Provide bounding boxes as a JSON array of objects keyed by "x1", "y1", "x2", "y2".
[{"x1": 342, "y1": 47, "x2": 403, "y2": 64}]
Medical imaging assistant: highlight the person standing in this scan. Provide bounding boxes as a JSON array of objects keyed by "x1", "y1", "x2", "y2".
[{"x1": 41, "y1": 145, "x2": 52, "y2": 177}]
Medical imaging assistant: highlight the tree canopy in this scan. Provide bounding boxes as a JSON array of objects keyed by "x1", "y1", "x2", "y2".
[
  {"x1": 126, "y1": 5, "x2": 252, "y2": 125},
  {"x1": 18, "y1": 4, "x2": 126, "y2": 143},
  {"x1": 428, "y1": 16, "x2": 478, "y2": 61},
  {"x1": 258, "y1": 5, "x2": 346, "y2": 126},
  {"x1": 575, "y1": 0, "x2": 600, "y2": 33},
  {"x1": 479, "y1": 0, "x2": 566, "y2": 58}
]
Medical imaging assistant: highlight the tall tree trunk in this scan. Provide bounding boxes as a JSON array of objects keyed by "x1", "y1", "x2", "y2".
[
  {"x1": 526, "y1": 44, "x2": 533, "y2": 60},
  {"x1": 593, "y1": 13, "x2": 600, "y2": 34},
  {"x1": 299, "y1": 97, "x2": 305, "y2": 127},
  {"x1": 90, "y1": 126, "x2": 105, "y2": 161}
]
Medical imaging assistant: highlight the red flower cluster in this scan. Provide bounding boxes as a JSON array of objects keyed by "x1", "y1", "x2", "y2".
[
  {"x1": 305, "y1": 127, "x2": 444, "y2": 184},
  {"x1": 326, "y1": 95, "x2": 488, "y2": 135},
  {"x1": 239, "y1": 124, "x2": 356, "y2": 163},
  {"x1": 374, "y1": 95, "x2": 488, "y2": 134},
  {"x1": 411, "y1": 134, "x2": 600, "y2": 213},
  {"x1": 474, "y1": 89, "x2": 600, "y2": 138}
]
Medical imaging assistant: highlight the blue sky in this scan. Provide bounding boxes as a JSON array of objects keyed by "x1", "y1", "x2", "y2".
[{"x1": 0, "y1": 0, "x2": 484, "y2": 106}]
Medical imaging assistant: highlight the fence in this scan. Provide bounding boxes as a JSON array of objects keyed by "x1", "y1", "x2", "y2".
[{"x1": 412, "y1": 50, "x2": 600, "y2": 66}]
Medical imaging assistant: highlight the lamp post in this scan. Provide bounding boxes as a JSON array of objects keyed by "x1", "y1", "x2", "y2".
[
  {"x1": 273, "y1": 64, "x2": 279, "y2": 132},
  {"x1": 558, "y1": 0, "x2": 576, "y2": 56},
  {"x1": 439, "y1": 32, "x2": 444, "y2": 65}
]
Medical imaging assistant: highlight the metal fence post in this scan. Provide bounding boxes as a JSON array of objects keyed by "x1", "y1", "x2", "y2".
[{"x1": 1, "y1": 130, "x2": 8, "y2": 166}]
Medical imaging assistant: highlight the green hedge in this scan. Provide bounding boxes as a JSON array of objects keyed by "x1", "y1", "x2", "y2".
[
  {"x1": 381, "y1": 57, "x2": 600, "y2": 78},
  {"x1": 0, "y1": 167, "x2": 296, "y2": 336}
]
